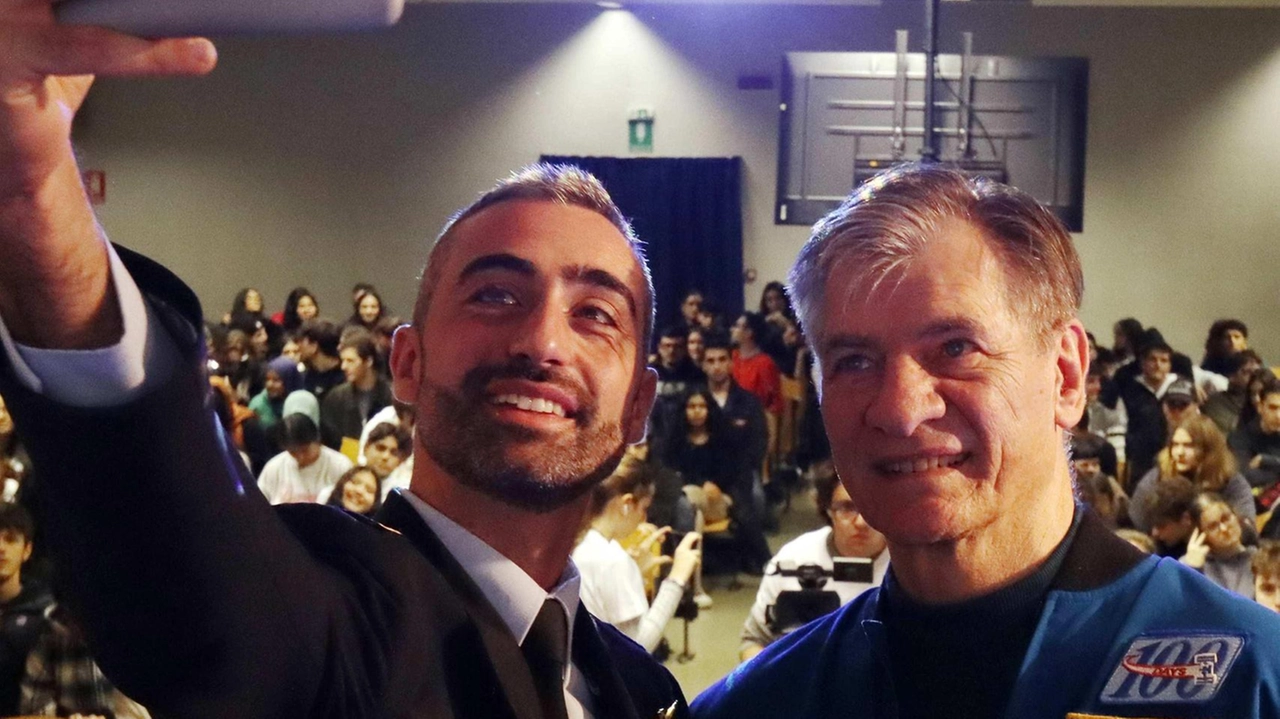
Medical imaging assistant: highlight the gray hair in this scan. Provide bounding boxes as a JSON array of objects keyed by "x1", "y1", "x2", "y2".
[
  {"x1": 412, "y1": 163, "x2": 655, "y2": 353},
  {"x1": 787, "y1": 163, "x2": 1083, "y2": 353}
]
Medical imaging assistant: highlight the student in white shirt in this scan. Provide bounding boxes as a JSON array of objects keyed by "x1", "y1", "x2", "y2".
[
  {"x1": 258, "y1": 414, "x2": 354, "y2": 504},
  {"x1": 573, "y1": 455, "x2": 701, "y2": 653},
  {"x1": 739, "y1": 470, "x2": 888, "y2": 661}
]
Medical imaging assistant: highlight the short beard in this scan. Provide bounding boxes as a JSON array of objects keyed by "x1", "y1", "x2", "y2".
[{"x1": 419, "y1": 359, "x2": 629, "y2": 513}]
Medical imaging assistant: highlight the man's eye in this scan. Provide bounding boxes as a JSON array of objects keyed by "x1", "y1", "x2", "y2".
[
  {"x1": 469, "y1": 287, "x2": 517, "y2": 305},
  {"x1": 576, "y1": 304, "x2": 618, "y2": 327},
  {"x1": 831, "y1": 354, "x2": 873, "y2": 373},
  {"x1": 941, "y1": 339, "x2": 976, "y2": 359}
]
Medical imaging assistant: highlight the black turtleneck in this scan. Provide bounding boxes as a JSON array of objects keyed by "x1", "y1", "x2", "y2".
[{"x1": 880, "y1": 509, "x2": 1082, "y2": 719}]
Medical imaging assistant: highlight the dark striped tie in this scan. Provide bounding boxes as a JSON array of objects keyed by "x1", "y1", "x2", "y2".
[{"x1": 522, "y1": 599, "x2": 570, "y2": 719}]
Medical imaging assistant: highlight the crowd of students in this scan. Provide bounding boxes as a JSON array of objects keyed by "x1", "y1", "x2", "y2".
[
  {"x1": 2, "y1": 277, "x2": 1280, "y2": 716},
  {"x1": 1074, "y1": 318, "x2": 1280, "y2": 613}
]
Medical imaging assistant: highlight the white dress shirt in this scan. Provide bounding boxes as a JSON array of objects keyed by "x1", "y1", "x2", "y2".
[{"x1": 403, "y1": 492, "x2": 596, "y2": 719}]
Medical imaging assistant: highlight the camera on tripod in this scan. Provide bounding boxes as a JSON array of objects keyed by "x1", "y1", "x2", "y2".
[{"x1": 765, "y1": 558, "x2": 873, "y2": 634}]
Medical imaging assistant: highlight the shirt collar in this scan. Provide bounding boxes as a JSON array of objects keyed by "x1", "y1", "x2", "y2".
[
  {"x1": 1138, "y1": 371, "x2": 1178, "y2": 397},
  {"x1": 401, "y1": 491, "x2": 580, "y2": 648}
]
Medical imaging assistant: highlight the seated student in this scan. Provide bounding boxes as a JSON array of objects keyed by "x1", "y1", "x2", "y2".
[
  {"x1": 1105, "y1": 339, "x2": 1177, "y2": 485},
  {"x1": 296, "y1": 319, "x2": 346, "y2": 400},
  {"x1": 1071, "y1": 434, "x2": 1129, "y2": 529},
  {"x1": 247, "y1": 355, "x2": 306, "y2": 439},
  {"x1": 20, "y1": 603, "x2": 151, "y2": 718},
  {"x1": 1129, "y1": 415, "x2": 1256, "y2": 542},
  {"x1": 1201, "y1": 318, "x2": 1251, "y2": 377},
  {"x1": 1204, "y1": 350, "x2": 1263, "y2": 436},
  {"x1": 648, "y1": 326, "x2": 704, "y2": 445},
  {"x1": 678, "y1": 290, "x2": 704, "y2": 332},
  {"x1": 277, "y1": 287, "x2": 319, "y2": 335},
  {"x1": 651, "y1": 326, "x2": 704, "y2": 388},
  {"x1": 1179, "y1": 493, "x2": 1256, "y2": 599},
  {"x1": 1252, "y1": 541, "x2": 1280, "y2": 614},
  {"x1": 730, "y1": 312, "x2": 784, "y2": 428},
  {"x1": 281, "y1": 389, "x2": 320, "y2": 429},
  {"x1": 1229, "y1": 375, "x2": 1280, "y2": 490},
  {"x1": 661, "y1": 389, "x2": 736, "y2": 493},
  {"x1": 572, "y1": 456, "x2": 702, "y2": 654},
  {"x1": 346, "y1": 287, "x2": 389, "y2": 339},
  {"x1": 320, "y1": 330, "x2": 393, "y2": 452},
  {"x1": 0, "y1": 504, "x2": 53, "y2": 717},
  {"x1": 1145, "y1": 476, "x2": 1199, "y2": 558},
  {"x1": 700, "y1": 338, "x2": 774, "y2": 574},
  {"x1": 279, "y1": 334, "x2": 302, "y2": 364},
  {"x1": 257, "y1": 414, "x2": 353, "y2": 504},
  {"x1": 354, "y1": 401, "x2": 413, "y2": 460},
  {"x1": 321, "y1": 466, "x2": 383, "y2": 519},
  {"x1": 739, "y1": 472, "x2": 888, "y2": 662},
  {"x1": 694, "y1": 299, "x2": 722, "y2": 334},
  {"x1": 360, "y1": 421, "x2": 412, "y2": 500},
  {"x1": 221, "y1": 328, "x2": 264, "y2": 404},
  {"x1": 1238, "y1": 367, "x2": 1278, "y2": 428},
  {"x1": 686, "y1": 327, "x2": 707, "y2": 369},
  {"x1": 1159, "y1": 378, "x2": 1201, "y2": 436},
  {"x1": 756, "y1": 282, "x2": 796, "y2": 371}
]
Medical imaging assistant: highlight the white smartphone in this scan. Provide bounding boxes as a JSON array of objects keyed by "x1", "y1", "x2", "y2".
[{"x1": 54, "y1": 0, "x2": 405, "y2": 37}]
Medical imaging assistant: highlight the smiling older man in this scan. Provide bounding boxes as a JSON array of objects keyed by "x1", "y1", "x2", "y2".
[{"x1": 692, "y1": 164, "x2": 1280, "y2": 718}]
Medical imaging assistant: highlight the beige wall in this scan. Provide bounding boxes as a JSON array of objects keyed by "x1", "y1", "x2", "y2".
[{"x1": 79, "y1": 4, "x2": 1280, "y2": 359}]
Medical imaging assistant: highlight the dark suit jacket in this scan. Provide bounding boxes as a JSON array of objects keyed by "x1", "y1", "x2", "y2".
[
  {"x1": 320, "y1": 378, "x2": 394, "y2": 450},
  {"x1": 0, "y1": 246, "x2": 687, "y2": 719}
]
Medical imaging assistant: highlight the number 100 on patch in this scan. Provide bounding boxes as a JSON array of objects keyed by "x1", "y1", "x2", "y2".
[{"x1": 1101, "y1": 633, "x2": 1245, "y2": 704}]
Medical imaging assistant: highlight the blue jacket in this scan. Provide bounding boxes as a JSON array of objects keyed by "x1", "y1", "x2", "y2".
[{"x1": 693, "y1": 512, "x2": 1280, "y2": 718}]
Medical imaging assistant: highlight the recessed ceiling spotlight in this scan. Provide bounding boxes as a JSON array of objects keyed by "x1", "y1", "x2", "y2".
[{"x1": 596, "y1": 1, "x2": 624, "y2": 9}]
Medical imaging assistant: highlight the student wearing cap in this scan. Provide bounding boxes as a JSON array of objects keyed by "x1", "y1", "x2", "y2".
[{"x1": 1160, "y1": 377, "x2": 1200, "y2": 432}]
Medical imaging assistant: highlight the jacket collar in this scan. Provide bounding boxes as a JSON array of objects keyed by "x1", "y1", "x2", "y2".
[
  {"x1": 378, "y1": 491, "x2": 642, "y2": 719},
  {"x1": 378, "y1": 492, "x2": 546, "y2": 719}
]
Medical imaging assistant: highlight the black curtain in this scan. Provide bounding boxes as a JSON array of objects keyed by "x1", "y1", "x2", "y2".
[{"x1": 539, "y1": 156, "x2": 743, "y2": 346}]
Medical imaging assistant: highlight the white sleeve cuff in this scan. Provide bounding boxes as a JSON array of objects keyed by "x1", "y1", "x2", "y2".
[{"x1": 0, "y1": 243, "x2": 181, "y2": 407}]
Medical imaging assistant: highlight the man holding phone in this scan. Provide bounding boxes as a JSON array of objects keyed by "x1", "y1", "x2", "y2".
[{"x1": 0, "y1": 6, "x2": 686, "y2": 718}]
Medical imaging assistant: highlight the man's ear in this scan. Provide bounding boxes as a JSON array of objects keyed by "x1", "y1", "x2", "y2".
[
  {"x1": 624, "y1": 367, "x2": 659, "y2": 444},
  {"x1": 21, "y1": 541, "x2": 31, "y2": 563},
  {"x1": 390, "y1": 326, "x2": 422, "y2": 405},
  {"x1": 1054, "y1": 319, "x2": 1089, "y2": 431}
]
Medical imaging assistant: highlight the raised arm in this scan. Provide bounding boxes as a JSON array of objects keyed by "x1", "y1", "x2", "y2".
[{"x1": 0, "y1": 1, "x2": 214, "y2": 349}]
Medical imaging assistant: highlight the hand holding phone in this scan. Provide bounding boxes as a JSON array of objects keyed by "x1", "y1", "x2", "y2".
[
  {"x1": 54, "y1": 0, "x2": 405, "y2": 37},
  {"x1": 669, "y1": 532, "x2": 702, "y2": 585}
]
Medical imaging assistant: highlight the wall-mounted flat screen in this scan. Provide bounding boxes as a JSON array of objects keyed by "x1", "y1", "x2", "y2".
[{"x1": 777, "y1": 51, "x2": 1088, "y2": 231}]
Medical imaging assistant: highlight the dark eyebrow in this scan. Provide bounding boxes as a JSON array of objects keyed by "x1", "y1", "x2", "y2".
[
  {"x1": 563, "y1": 265, "x2": 638, "y2": 322},
  {"x1": 458, "y1": 253, "x2": 536, "y2": 281}
]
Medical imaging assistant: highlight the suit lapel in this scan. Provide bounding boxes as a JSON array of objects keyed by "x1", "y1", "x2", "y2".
[
  {"x1": 377, "y1": 493, "x2": 545, "y2": 719},
  {"x1": 571, "y1": 609, "x2": 642, "y2": 719}
]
